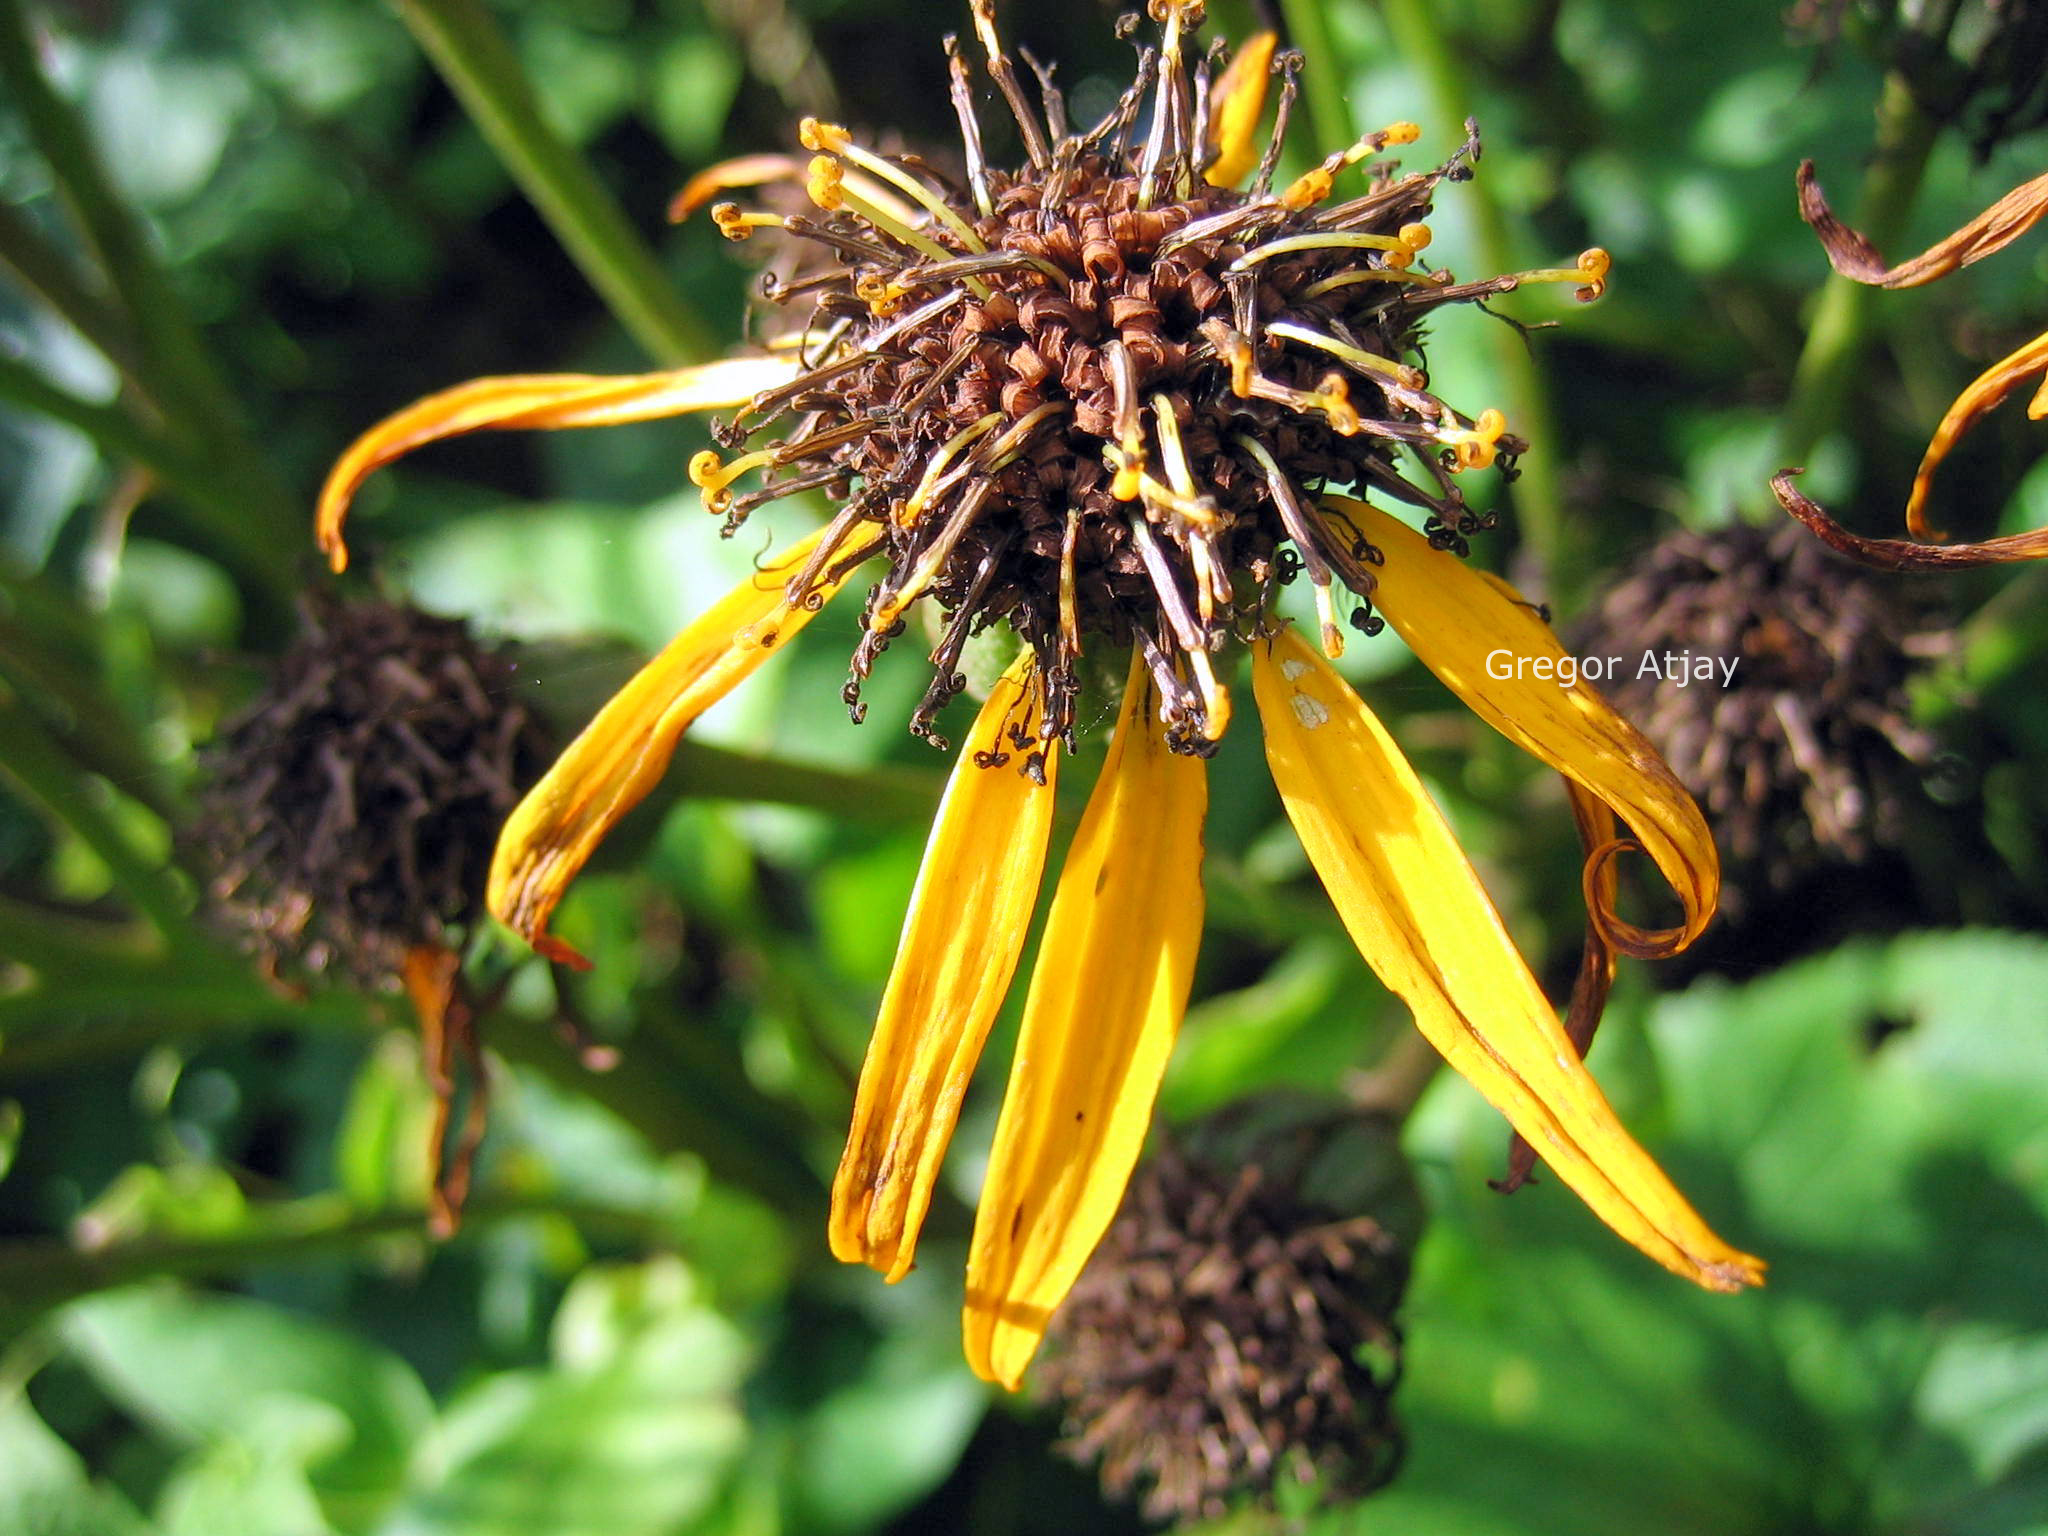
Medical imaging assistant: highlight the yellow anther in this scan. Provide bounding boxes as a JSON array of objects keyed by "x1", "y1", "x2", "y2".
[
  {"x1": 709, "y1": 202, "x2": 786, "y2": 242},
  {"x1": 688, "y1": 445, "x2": 776, "y2": 515},
  {"x1": 806, "y1": 155, "x2": 844, "y2": 211},
  {"x1": 854, "y1": 271, "x2": 913, "y2": 316},
  {"x1": 1508, "y1": 247, "x2": 1613, "y2": 302},
  {"x1": 1311, "y1": 373, "x2": 1361, "y2": 436},
  {"x1": 688, "y1": 448, "x2": 724, "y2": 491},
  {"x1": 798, "y1": 117, "x2": 850, "y2": 154},
  {"x1": 1280, "y1": 167, "x2": 1334, "y2": 211},
  {"x1": 1575, "y1": 247, "x2": 1612, "y2": 301},
  {"x1": 1442, "y1": 406, "x2": 1508, "y2": 471},
  {"x1": 1400, "y1": 222, "x2": 1433, "y2": 253},
  {"x1": 1280, "y1": 123, "x2": 1424, "y2": 208},
  {"x1": 1108, "y1": 444, "x2": 1145, "y2": 502}
]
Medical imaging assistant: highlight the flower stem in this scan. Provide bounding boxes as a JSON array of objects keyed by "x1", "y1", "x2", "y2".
[
  {"x1": 393, "y1": 0, "x2": 714, "y2": 366},
  {"x1": 1278, "y1": 0, "x2": 1354, "y2": 167},
  {"x1": 0, "y1": 197, "x2": 143, "y2": 386},
  {"x1": 1776, "y1": 71, "x2": 1940, "y2": 470},
  {"x1": 0, "y1": 0, "x2": 302, "y2": 592},
  {"x1": 0, "y1": 1193, "x2": 677, "y2": 1323},
  {"x1": 0, "y1": 694, "x2": 190, "y2": 941},
  {"x1": 1377, "y1": 0, "x2": 1569, "y2": 588},
  {"x1": 0, "y1": 353, "x2": 296, "y2": 602}
]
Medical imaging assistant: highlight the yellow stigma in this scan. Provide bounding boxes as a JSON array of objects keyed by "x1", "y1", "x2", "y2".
[
  {"x1": 806, "y1": 155, "x2": 845, "y2": 211},
  {"x1": 798, "y1": 117, "x2": 851, "y2": 154},
  {"x1": 1442, "y1": 407, "x2": 1508, "y2": 471},
  {"x1": 855, "y1": 271, "x2": 914, "y2": 317},
  {"x1": 688, "y1": 446, "x2": 777, "y2": 515},
  {"x1": 1147, "y1": 0, "x2": 1207, "y2": 23},
  {"x1": 710, "y1": 202, "x2": 786, "y2": 242},
  {"x1": 1311, "y1": 373, "x2": 1362, "y2": 436}
]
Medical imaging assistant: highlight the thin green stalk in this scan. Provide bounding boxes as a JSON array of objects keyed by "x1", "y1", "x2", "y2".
[
  {"x1": 0, "y1": 353, "x2": 296, "y2": 601},
  {"x1": 1777, "y1": 71, "x2": 1940, "y2": 470},
  {"x1": 0, "y1": 0, "x2": 246, "y2": 462},
  {"x1": 1278, "y1": 0, "x2": 1353, "y2": 165},
  {"x1": 0, "y1": 893, "x2": 159, "y2": 975},
  {"x1": 0, "y1": 0, "x2": 301, "y2": 591},
  {"x1": 0, "y1": 1194, "x2": 677, "y2": 1321},
  {"x1": 0, "y1": 696, "x2": 189, "y2": 941},
  {"x1": 670, "y1": 740, "x2": 946, "y2": 825},
  {"x1": 1378, "y1": 0, "x2": 1568, "y2": 587},
  {"x1": 394, "y1": 0, "x2": 713, "y2": 365},
  {"x1": 0, "y1": 197, "x2": 143, "y2": 385}
]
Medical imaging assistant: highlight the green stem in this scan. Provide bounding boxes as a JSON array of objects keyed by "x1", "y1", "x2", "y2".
[
  {"x1": 0, "y1": 197, "x2": 144, "y2": 385},
  {"x1": 0, "y1": 353, "x2": 296, "y2": 602},
  {"x1": 393, "y1": 0, "x2": 713, "y2": 365},
  {"x1": 0, "y1": 1194, "x2": 676, "y2": 1320},
  {"x1": 0, "y1": 0, "x2": 302, "y2": 595},
  {"x1": 0, "y1": 893, "x2": 160, "y2": 975},
  {"x1": 670, "y1": 740, "x2": 946, "y2": 825},
  {"x1": 1278, "y1": 0, "x2": 1353, "y2": 163},
  {"x1": 1776, "y1": 72, "x2": 1940, "y2": 471},
  {"x1": 0, "y1": 695, "x2": 189, "y2": 940},
  {"x1": 1378, "y1": 0, "x2": 1568, "y2": 587},
  {"x1": 0, "y1": 1, "x2": 247, "y2": 461}
]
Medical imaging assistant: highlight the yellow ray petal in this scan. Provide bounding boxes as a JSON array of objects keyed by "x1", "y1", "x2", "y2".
[
  {"x1": 1904, "y1": 326, "x2": 2048, "y2": 542},
  {"x1": 488, "y1": 519, "x2": 880, "y2": 967},
  {"x1": 315, "y1": 356, "x2": 799, "y2": 571},
  {"x1": 1326, "y1": 494, "x2": 1717, "y2": 957},
  {"x1": 962, "y1": 657, "x2": 1208, "y2": 1389},
  {"x1": 1203, "y1": 31, "x2": 1277, "y2": 188},
  {"x1": 832, "y1": 653, "x2": 1060, "y2": 1282},
  {"x1": 1253, "y1": 628, "x2": 1763, "y2": 1292}
]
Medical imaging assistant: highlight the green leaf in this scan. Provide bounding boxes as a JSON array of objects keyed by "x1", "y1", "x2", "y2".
[
  {"x1": 60, "y1": 1285, "x2": 433, "y2": 1535},
  {"x1": 396, "y1": 1258, "x2": 748, "y2": 1536},
  {"x1": 1376, "y1": 931, "x2": 2048, "y2": 1535},
  {"x1": 0, "y1": 1393, "x2": 154, "y2": 1536}
]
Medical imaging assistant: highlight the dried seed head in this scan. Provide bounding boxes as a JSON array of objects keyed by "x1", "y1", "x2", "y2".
[
  {"x1": 194, "y1": 594, "x2": 550, "y2": 984},
  {"x1": 694, "y1": 9, "x2": 1606, "y2": 755},
  {"x1": 1038, "y1": 1097, "x2": 1420, "y2": 1524},
  {"x1": 1578, "y1": 522, "x2": 1942, "y2": 910}
]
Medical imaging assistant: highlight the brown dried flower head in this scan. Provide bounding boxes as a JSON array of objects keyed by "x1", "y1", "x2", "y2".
[
  {"x1": 195, "y1": 594, "x2": 549, "y2": 984},
  {"x1": 1039, "y1": 1098, "x2": 1419, "y2": 1525},
  {"x1": 1579, "y1": 522, "x2": 1940, "y2": 906},
  {"x1": 670, "y1": 0, "x2": 1609, "y2": 755}
]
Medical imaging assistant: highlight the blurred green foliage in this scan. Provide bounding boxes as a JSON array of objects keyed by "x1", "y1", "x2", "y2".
[{"x1": 3, "y1": 0, "x2": 2048, "y2": 1532}]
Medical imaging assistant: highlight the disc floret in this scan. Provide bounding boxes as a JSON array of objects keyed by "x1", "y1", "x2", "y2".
[{"x1": 685, "y1": 2, "x2": 1605, "y2": 753}]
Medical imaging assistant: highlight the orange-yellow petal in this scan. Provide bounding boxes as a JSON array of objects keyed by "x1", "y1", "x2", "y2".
[
  {"x1": 488, "y1": 519, "x2": 880, "y2": 966},
  {"x1": 315, "y1": 356, "x2": 799, "y2": 571},
  {"x1": 962, "y1": 657, "x2": 1207, "y2": 1389},
  {"x1": 831, "y1": 653, "x2": 1060, "y2": 1282},
  {"x1": 1904, "y1": 326, "x2": 2048, "y2": 542},
  {"x1": 1203, "y1": 32, "x2": 1277, "y2": 188},
  {"x1": 1253, "y1": 627, "x2": 1763, "y2": 1292},
  {"x1": 1328, "y1": 494, "x2": 1718, "y2": 957}
]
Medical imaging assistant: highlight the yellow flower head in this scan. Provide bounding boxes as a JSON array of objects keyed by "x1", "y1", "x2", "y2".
[{"x1": 316, "y1": 3, "x2": 1760, "y2": 1387}]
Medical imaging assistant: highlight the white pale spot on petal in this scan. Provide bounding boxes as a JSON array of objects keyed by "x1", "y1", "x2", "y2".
[
  {"x1": 1290, "y1": 691, "x2": 1330, "y2": 730},
  {"x1": 1280, "y1": 658, "x2": 1310, "y2": 680}
]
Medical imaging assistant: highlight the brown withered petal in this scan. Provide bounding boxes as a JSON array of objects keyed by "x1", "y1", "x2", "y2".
[
  {"x1": 1775, "y1": 469, "x2": 2048, "y2": 569},
  {"x1": 1797, "y1": 159, "x2": 2048, "y2": 288}
]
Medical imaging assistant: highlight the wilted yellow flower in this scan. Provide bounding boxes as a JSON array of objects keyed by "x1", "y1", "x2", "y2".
[
  {"x1": 318, "y1": 0, "x2": 1760, "y2": 1387},
  {"x1": 1777, "y1": 160, "x2": 2048, "y2": 567}
]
